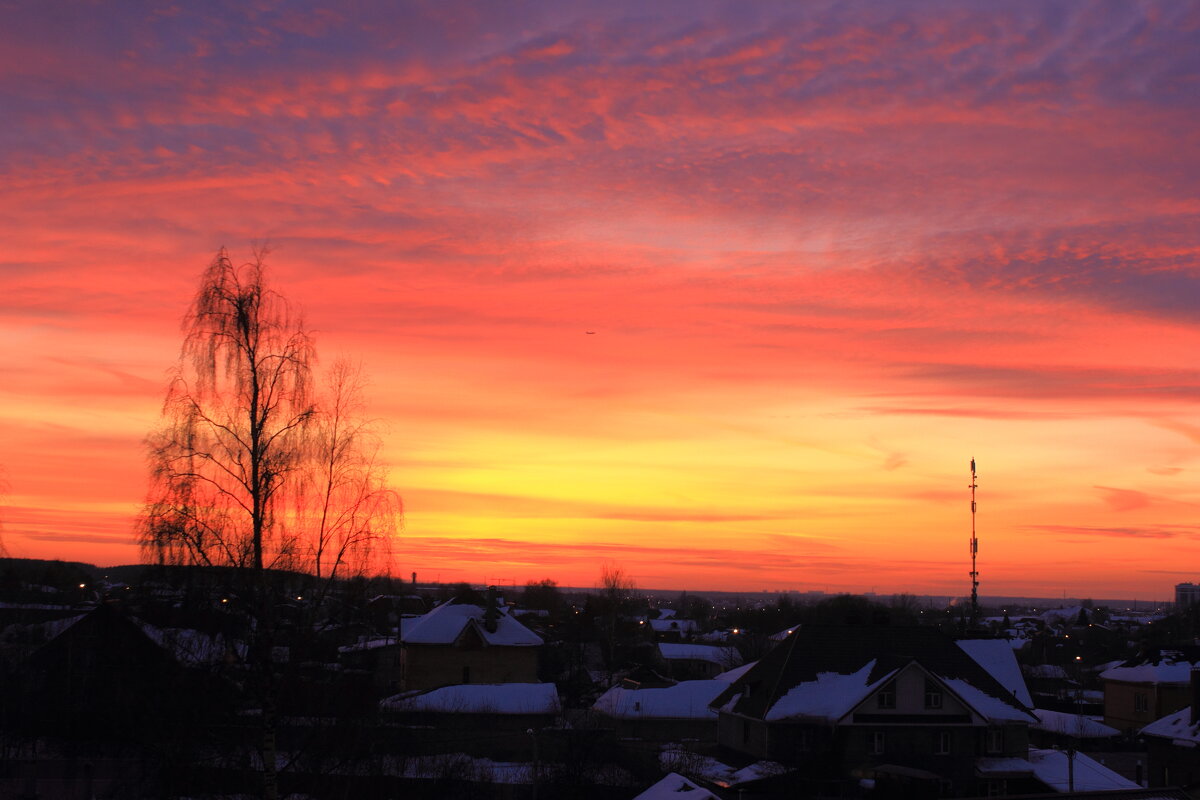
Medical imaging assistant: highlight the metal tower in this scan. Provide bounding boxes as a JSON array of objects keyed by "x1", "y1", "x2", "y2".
[{"x1": 969, "y1": 458, "x2": 979, "y2": 622}]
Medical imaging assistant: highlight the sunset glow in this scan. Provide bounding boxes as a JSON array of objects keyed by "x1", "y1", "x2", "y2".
[{"x1": 3, "y1": 2, "x2": 1199, "y2": 597}]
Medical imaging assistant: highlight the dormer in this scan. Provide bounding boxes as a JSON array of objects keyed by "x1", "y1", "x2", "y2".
[{"x1": 849, "y1": 663, "x2": 977, "y2": 725}]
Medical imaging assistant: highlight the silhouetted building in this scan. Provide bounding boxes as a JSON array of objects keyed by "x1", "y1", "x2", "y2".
[
  {"x1": 710, "y1": 626, "x2": 1040, "y2": 797},
  {"x1": 1176, "y1": 582, "x2": 1200, "y2": 609}
]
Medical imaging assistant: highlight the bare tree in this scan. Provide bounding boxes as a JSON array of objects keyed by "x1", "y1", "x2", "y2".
[
  {"x1": 295, "y1": 358, "x2": 400, "y2": 592},
  {"x1": 0, "y1": 466, "x2": 8, "y2": 558},
  {"x1": 597, "y1": 563, "x2": 637, "y2": 681},
  {"x1": 140, "y1": 248, "x2": 315, "y2": 800},
  {"x1": 142, "y1": 247, "x2": 316, "y2": 575}
]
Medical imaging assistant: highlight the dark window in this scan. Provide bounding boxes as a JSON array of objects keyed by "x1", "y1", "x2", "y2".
[
  {"x1": 462, "y1": 665, "x2": 470, "y2": 684},
  {"x1": 987, "y1": 728, "x2": 1004, "y2": 754},
  {"x1": 871, "y1": 731, "x2": 886, "y2": 754},
  {"x1": 877, "y1": 683, "x2": 896, "y2": 709},
  {"x1": 925, "y1": 680, "x2": 943, "y2": 709},
  {"x1": 1134, "y1": 692, "x2": 1149, "y2": 713},
  {"x1": 936, "y1": 731, "x2": 951, "y2": 755}
]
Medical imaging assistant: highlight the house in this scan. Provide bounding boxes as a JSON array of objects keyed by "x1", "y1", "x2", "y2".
[
  {"x1": 1101, "y1": 649, "x2": 1200, "y2": 735},
  {"x1": 658, "y1": 642, "x2": 743, "y2": 680},
  {"x1": 380, "y1": 682, "x2": 559, "y2": 759},
  {"x1": 396, "y1": 595, "x2": 543, "y2": 691},
  {"x1": 649, "y1": 618, "x2": 699, "y2": 642},
  {"x1": 592, "y1": 679, "x2": 728, "y2": 743},
  {"x1": 0, "y1": 603, "x2": 238, "y2": 798},
  {"x1": 710, "y1": 626, "x2": 1039, "y2": 798},
  {"x1": 1138, "y1": 671, "x2": 1200, "y2": 791}
]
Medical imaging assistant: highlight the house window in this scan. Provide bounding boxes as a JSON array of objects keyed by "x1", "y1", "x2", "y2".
[
  {"x1": 877, "y1": 683, "x2": 896, "y2": 709},
  {"x1": 870, "y1": 731, "x2": 886, "y2": 755},
  {"x1": 925, "y1": 680, "x2": 943, "y2": 709},
  {"x1": 1134, "y1": 692, "x2": 1149, "y2": 713},
  {"x1": 742, "y1": 719, "x2": 751, "y2": 745},
  {"x1": 936, "y1": 731, "x2": 951, "y2": 755},
  {"x1": 986, "y1": 728, "x2": 1004, "y2": 754},
  {"x1": 797, "y1": 729, "x2": 812, "y2": 753},
  {"x1": 462, "y1": 665, "x2": 471, "y2": 684}
]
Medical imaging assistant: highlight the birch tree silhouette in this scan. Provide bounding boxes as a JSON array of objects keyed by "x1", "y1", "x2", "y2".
[{"x1": 140, "y1": 247, "x2": 401, "y2": 799}]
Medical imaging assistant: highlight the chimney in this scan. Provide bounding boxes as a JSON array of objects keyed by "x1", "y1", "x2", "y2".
[{"x1": 1191, "y1": 668, "x2": 1200, "y2": 725}]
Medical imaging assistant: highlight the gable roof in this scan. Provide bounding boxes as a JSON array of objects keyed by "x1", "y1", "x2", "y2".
[
  {"x1": 659, "y1": 642, "x2": 744, "y2": 668},
  {"x1": 1101, "y1": 648, "x2": 1200, "y2": 685},
  {"x1": 382, "y1": 682, "x2": 559, "y2": 715},
  {"x1": 593, "y1": 679, "x2": 728, "y2": 720},
  {"x1": 1141, "y1": 706, "x2": 1200, "y2": 744},
  {"x1": 400, "y1": 599, "x2": 543, "y2": 647},
  {"x1": 957, "y1": 637, "x2": 1034, "y2": 708},
  {"x1": 632, "y1": 773, "x2": 719, "y2": 800},
  {"x1": 712, "y1": 626, "x2": 1035, "y2": 724}
]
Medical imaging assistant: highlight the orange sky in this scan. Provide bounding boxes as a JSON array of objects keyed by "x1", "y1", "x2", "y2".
[{"x1": 2, "y1": 2, "x2": 1199, "y2": 598}]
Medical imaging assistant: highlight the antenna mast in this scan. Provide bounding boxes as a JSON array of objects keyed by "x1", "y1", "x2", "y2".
[{"x1": 969, "y1": 458, "x2": 979, "y2": 622}]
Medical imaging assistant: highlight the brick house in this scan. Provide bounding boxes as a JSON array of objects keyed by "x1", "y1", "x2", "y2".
[
  {"x1": 397, "y1": 596, "x2": 543, "y2": 691},
  {"x1": 1101, "y1": 649, "x2": 1200, "y2": 735}
]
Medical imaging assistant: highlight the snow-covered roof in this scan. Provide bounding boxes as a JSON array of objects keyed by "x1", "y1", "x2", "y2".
[
  {"x1": 632, "y1": 772, "x2": 718, "y2": 800},
  {"x1": 381, "y1": 683, "x2": 559, "y2": 715},
  {"x1": 716, "y1": 660, "x2": 756, "y2": 683},
  {"x1": 1026, "y1": 747, "x2": 1139, "y2": 792},
  {"x1": 135, "y1": 620, "x2": 245, "y2": 666},
  {"x1": 659, "y1": 749, "x2": 789, "y2": 790},
  {"x1": 1141, "y1": 707, "x2": 1200, "y2": 745},
  {"x1": 1101, "y1": 660, "x2": 1198, "y2": 685},
  {"x1": 943, "y1": 677, "x2": 1038, "y2": 723},
  {"x1": 1031, "y1": 709, "x2": 1119, "y2": 738},
  {"x1": 593, "y1": 680, "x2": 727, "y2": 720},
  {"x1": 769, "y1": 626, "x2": 799, "y2": 641},
  {"x1": 714, "y1": 627, "x2": 1035, "y2": 725},
  {"x1": 958, "y1": 638, "x2": 1034, "y2": 708},
  {"x1": 659, "y1": 642, "x2": 743, "y2": 668},
  {"x1": 765, "y1": 660, "x2": 887, "y2": 722},
  {"x1": 400, "y1": 600, "x2": 542, "y2": 647},
  {"x1": 975, "y1": 757, "x2": 1034, "y2": 777}
]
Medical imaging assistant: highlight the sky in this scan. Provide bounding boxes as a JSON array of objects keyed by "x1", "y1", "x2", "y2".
[{"x1": 1, "y1": 0, "x2": 1199, "y2": 599}]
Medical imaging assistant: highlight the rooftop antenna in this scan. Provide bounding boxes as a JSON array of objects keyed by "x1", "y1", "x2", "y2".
[{"x1": 969, "y1": 458, "x2": 980, "y2": 624}]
